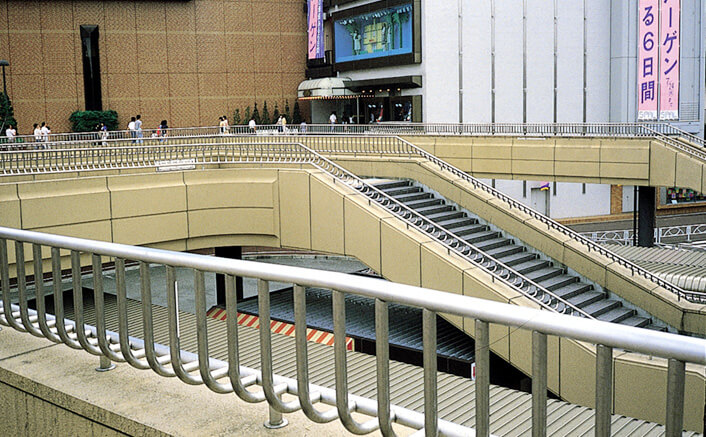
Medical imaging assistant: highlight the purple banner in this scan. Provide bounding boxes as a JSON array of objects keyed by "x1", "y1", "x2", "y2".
[
  {"x1": 307, "y1": 0, "x2": 324, "y2": 60},
  {"x1": 659, "y1": 0, "x2": 680, "y2": 120},
  {"x1": 637, "y1": 0, "x2": 658, "y2": 120}
]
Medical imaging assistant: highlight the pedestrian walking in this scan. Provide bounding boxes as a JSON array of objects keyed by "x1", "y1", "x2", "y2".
[
  {"x1": 329, "y1": 111, "x2": 337, "y2": 132},
  {"x1": 128, "y1": 117, "x2": 136, "y2": 142},
  {"x1": 158, "y1": 120, "x2": 168, "y2": 142},
  {"x1": 40, "y1": 123, "x2": 51, "y2": 146},
  {"x1": 99, "y1": 122, "x2": 108, "y2": 145},
  {"x1": 33, "y1": 123, "x2": 42, "y2": 143},
  {"x1": 248, "y1": 117, "x2": 257, "y2": 133},
  {"x1": 5, "y1": 124, "x2": 15, "y2": 143},
  {"x1": 135, "y1": 114, "x2": 143, "y2": 144}
]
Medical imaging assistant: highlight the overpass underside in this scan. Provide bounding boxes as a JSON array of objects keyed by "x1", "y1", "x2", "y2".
[{"x1": 0, "y1": 135, "x2": 705, "y2": 432}]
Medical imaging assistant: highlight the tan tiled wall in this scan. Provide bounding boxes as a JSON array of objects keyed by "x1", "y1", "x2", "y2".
[{"x1": 0, "y1": 0, "x2": 306, "y2": 133}]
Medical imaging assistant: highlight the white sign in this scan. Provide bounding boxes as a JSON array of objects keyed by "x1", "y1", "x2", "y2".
[{"x1": 156, "y1": 158, "x2": 196, "y2": 172}]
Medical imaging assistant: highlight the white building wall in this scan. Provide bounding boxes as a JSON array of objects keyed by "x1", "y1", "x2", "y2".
[
  {"x1": 556, "y1": 0, "x2": 584, "y2": 122},
  {"x1": 585, "y1": 0, "x2": 611, "y2": 122},
  {"x1": 462, "y1": 0, "x2": 492, "y2": 122},
  {"x1": 422, "y1": 0, "x2": 459, "y2": 122},
  {"x1": 493, "y1": 0, "x2": 524, "y2": 123},
  {"x1": 525, "y1": 0, "x2": 554, "y2": 123}
]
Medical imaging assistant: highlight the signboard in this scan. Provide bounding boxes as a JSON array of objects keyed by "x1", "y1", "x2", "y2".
[
  {"x1": 659, "y1": 0, "x2": 680, "y2": 120},
  {"x1": 637, "y1": 0, "x2": 658, "y2": 120},
  {"x1": 334, "y1": 3, "x2": 413, "y2": 63},
  {"x1": 307, "y1": 0, "x2": 324, "y2": 60},
  {"x1": 156, "y1": 159, "x2": 196, "y2": 172}
]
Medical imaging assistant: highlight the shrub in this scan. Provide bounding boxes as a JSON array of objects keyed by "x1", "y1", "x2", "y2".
[
  {"x1": 261, "y1": 101, "x2": 271, "y2": 125},
  {"x1": 252, "y1": 103, "x2": 260, "y2": 125},
  {"x1": 232, "y1": 108, "x2": 241, "y2": 125},
  {"x1": 292, "y1": 101, "x2": 302, "y2": 124},
  {"x1": 284, "y1": 99, "x2": 291, "y2": 123},
  {"x1": 69, "y1": 110, "x2": 118, "y2": 132},
  {"x1": 272, "y1": 102, "x2": 280, "y2": 123},
  {"x1": 0, "y1": 92, "x2": 17, "y2": 131},
  {"x1": 243, "y1": 106, "x2": 251, "y2": 124}
]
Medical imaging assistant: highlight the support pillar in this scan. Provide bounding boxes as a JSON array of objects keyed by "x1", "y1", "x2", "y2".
[
  {"x1": 215, "y1": 246, "x2": 243, "y2": 306},
  {"x1": 637, "y1": 186, "x2": 656, "y2": 247}
]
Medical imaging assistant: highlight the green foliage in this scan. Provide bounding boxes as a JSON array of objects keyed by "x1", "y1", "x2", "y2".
[
  {"x1": 292, "y1": 101, "x2": 302, "y2": 124},
  {"x1": 69, "y1": 110, "x2": 119, "y2": 132},
  {"x1": 0, "y1": 92, "x2": 17, "y2": 131},
  {"x1": 272, "y1": 102, "x2": 280, "y2": 123},
  {"x1": 232, "y1": 108, "x2": 241, "y2": 125},
  {"x1": 261, "y1": 101, "x2": 271, "y2": 125},
  {"x1": 252, "y1": 102, "x2": 260, "y2": 125},
  {"x1": 243, "y1": 106, "x2": 251, "y2": 124},
  {"x1": 284, "y1": 99, "x2": 291, "y2": 123}
]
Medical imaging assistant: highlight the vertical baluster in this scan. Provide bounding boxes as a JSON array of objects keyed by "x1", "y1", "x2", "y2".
[
  {"x1": 422, "y1": 309, "x2": 438, "y2": 437},
  {"x1": 92, "y1": 253, "x2": 120, "y2": 367},
  {"x1": 15, "y1": 241, "x2": 41, "y2": 335},
  {"x1": 0, "y1": 238, "x2": 25, "y2": 331},
  {"x1": 375, "y1": 299, "x2": 395, "y2": 436},
  {"x1": 475, "y1": 320, "x2": 490, "y2": 437},
  {"x1": 595, "y1": 344, "x2": 612, "y2": 436},
  {"x1": 32, "y1": 243, "x2": 59, "y2": 341},
  {"x1": 665, "y1": 359, "x2": 686, "y2": 437},
  {"x1": 532, "y1": 331, "x2": 547, "y2": 437}
]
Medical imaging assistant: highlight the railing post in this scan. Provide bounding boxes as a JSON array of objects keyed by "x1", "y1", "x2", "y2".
[
  {"x1": 532, "y1": 331, "x2": 547, "y2": 437},
  {"x1": 422, "y1": 309, "x2": 438, "y2": 437},
  {"x1": 595, "y1": 345, "x2": 612, "y2": 436},
  {"x1": 665, "y1": 358, "x2": 685, "y2": 437},
  {"x1": 475, "y1": 320, "x2": 490, "y2": 437},
  {"x1": 96, "y1": 355, "x2": 115, "y2": 372},
  {"x1": 264, "y1": 402, "x2": 288, "y2": 429}
]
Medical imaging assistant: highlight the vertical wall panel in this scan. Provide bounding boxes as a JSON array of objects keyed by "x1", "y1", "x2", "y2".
[
  {"x1": 585, "y1": 0, "x2": 611, "y2": 122},
  {"x1": 462, "y1": 0, "x2": 492, "y2": 123},
  {"x1": 422, "y1": 0, "x2": 459, "y2": 122},
  {"x1": 556, "y1": 0, "x2": 583, "y2": 122},
  {"x1": 525, "y1": 0, "x2": 554, "y2": 123},
  {"x1": 493, "y1": 0, "x2": 523, "y2": 123}
]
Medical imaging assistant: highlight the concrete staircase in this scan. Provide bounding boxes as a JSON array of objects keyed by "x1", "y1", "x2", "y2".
[{"x1": 370, "y1": 179, "x2": 665, "y2": 331}]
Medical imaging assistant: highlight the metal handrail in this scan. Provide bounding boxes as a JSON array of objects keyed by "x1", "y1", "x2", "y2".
[
  {"x1": 581, "y1": 224, "x2": 706, "y2": 245},
  {"x1": 3, "y1": 121, "x2": 704, "y2": 150},
  {"x1": 0, "y1": 226, "x2": 703, "y2": 435},
  {"x1": 391, "y1": 137, "x2": 706, "y2": 304}
]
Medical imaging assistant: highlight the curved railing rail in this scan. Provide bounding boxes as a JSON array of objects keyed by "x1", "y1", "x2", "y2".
[
  {"x1": 581, "y1": 224, "x2": 706, "y2": 246},
  {"x1": 1, "y1": 227, "x2": 704, "y2": 436}
]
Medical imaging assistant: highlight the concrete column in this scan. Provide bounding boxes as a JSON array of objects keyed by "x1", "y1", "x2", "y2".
[
  {"x1": 215, "y1": 246, "x2": 243, "y2": 305},
  {"x1": 637, "y1": 186, "x2": 656, "y2": 247}
]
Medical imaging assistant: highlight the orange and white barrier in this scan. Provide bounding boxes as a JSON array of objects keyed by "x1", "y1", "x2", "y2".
[{"x1": 206, "y1": 307, "x2": 354, "y2": 351}]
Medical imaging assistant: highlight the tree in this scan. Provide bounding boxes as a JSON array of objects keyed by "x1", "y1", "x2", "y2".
[
  {"x1": 243, "y1": 106, "x2": 251, "y2": 124},
  {"x1": 261, "y1": 101, "x2": 271, "y2": 125},
  {"x1": 284, "y1": 99, "x2": 291, "y2": 123},
  {"x1": 292, "y1": 101, "x2": 302, "y2": 124},
  {"x1": 232, "y1": 108, "x2": 241, "y2": 125},
  {"x1": 252, "y1": 102, "x2": 260, "y2": 125},
  {"x1": 0, "y1": 92, "x2": 17, "y2": 132},
  {"x1": 68, "y1": 110, "x2": 119, "y2": 132},
  {"x1": 272, "y1": 102, "x2": 280, "y2": 123}
]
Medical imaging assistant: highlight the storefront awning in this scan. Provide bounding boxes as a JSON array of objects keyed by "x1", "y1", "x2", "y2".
[
  {"x1": 346, "y1": 76, "x2": 422, "y2": 92},
  {"x1": 297, "y1": 77, "x2": 358, "y2": 100}
]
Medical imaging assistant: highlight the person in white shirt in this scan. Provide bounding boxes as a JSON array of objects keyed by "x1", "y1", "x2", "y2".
[
  {"x1": 40, "y1": 123, "x2": 50, "y2": 143},
  {"x1": 135, "y1": 114, "x2": 143, "y2": 144},
  {"x1": 329, "y1": 111, "x2": 337, "y2": 132},
  {"x1": 33, "y1": 123, "x2": 42, "y2": 142},
  {"x1": 5, "y1": 125, "x2": 16, "y2": 143},
  {"x1": 248, "y1": 117, "x2": 256, "y2": 133},
  {"x1": 128, "y1": 117, "x2": 136, "y2": 142}
]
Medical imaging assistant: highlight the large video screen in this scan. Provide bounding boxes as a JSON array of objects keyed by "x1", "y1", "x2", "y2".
[{"x1": 334, "y1": 3, "x2": 413, "y2": 64}]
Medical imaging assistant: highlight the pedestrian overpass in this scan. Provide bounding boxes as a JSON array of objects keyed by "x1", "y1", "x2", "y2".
[{"x1": 1, "y1": 125, "x2": 705, "y2": 434}]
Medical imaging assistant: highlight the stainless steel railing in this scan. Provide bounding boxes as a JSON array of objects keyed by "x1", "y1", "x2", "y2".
[
  {"x1": 582, "y1": 224, "x2": 706, "y2": 246},
  {"x1": 3, "y1": 122, "x2": 704, "y2": 151},
  {"x1": 1, "y1": 226, "x2": 705, "y2": 436}
]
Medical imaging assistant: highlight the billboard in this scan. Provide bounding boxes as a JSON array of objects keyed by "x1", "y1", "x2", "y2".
[
  {"x1": 307, "y1": 0, "x2": 324, "y2": 60},
  {"x1": 637, "y1": 0, "x2": 658, "y2": 120},
  {"x1": 659, "y1": 0, "x2": 680, "y2": 120},
  {"x1": 334, "y1": 3, "x2": 413, "y2": 63}
]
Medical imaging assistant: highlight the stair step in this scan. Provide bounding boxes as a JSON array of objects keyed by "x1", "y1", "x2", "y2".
[
  {"x1": 404, "y1": 198, "x2": 444, "y2": 209},
  {"x1": 551, "y1": 281, "x2": 592, "y2": 298},
  {"x1": 427, "y1": 211, "x2": 466, "y2": 222},
  {"x1": 567, "y1": 291, "x2": 605, "y2": 308},
  {"x1": 620, "y1": 316, "x2": 651, "y2": 328},
  {"x1": 451, "y1": 223, "x2": 485, "y2": 236},
  {"x1": 524, "y1": 267, "x2": 563, "y2": 282},
  {"x1": 395, "y1": 192, "x2": 434, "y2": 203},
  {"x1": 582, "y1": 299, "x2": 621, "y2": 317},
  {"x1": 540, "y1": 275, "x2": 579, "y2": 291},
  {"x1": 513, "y1": 259, "x2": 550, "y2": 274},
  {"x1": 436, "y1": 217, "x2": 476, "y2": 229},
  {"x1": 415, "y1": 204, "x2": 454, "y2": 216},
  {"x1": 596, "y1": 307, "x2": 635, "y2": 323},
  {"x1": 493, "y1": 250, "x2": 535, "y2": 265},
  {"x1": 464, "y1": 230, "x2": 500, "y2": 244},
  {"x1": 644, "y1": 324, "x2": 668, "y2": 332},
  {"x1": 474, "y1": 237, "x2": 512, "y2": 251},
  {"x1": 373, "y1": 180, "x2": 411, "y2": 191},
  {"x1": 385, "y1": 186, "x2": 423, "y2": 197}
]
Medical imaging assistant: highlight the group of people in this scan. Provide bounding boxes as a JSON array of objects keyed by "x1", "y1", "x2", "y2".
[
  {"x1": 33, "y1": 122, "x2": 51, "y2": 145},
  {"x1": 127, "y1": 115, "x2": 143, "y2": 143}
]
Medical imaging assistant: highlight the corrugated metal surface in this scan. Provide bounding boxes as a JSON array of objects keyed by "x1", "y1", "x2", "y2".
[
  {"x1": 235, "y1": 287, "x2": 476, "y2": 362},
  {"x1": 605, "y1": 244, "x2": 706, "y2": 292},
  {"x1": 64, "y1": 295, "x2": 701, "y2": 436}
]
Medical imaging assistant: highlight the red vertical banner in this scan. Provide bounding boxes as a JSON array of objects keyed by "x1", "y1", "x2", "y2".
[
  {"x1": 637, "y1": 0, "x2": 659, "y2": 120},
  {"x1": 659, "y1": 0, "x2": 680, "y2": 120}
]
